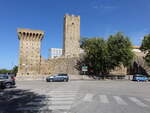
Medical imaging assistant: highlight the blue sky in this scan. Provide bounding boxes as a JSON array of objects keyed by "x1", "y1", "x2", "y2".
[{"x1": 0, "y1": 0, "x2": 150, "y2": 69}]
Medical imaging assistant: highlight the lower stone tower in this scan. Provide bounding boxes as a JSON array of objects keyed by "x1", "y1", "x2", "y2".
[
  {"x1": 17, "y1": 29, "x2": 44, "y2": 75},
  {"x1": 63, "y1": 14, "x2": 80, "y2": 57}
]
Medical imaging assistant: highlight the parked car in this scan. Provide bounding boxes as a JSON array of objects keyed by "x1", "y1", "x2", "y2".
[
  {"x1": 46, "y1": 74, "x2": 69, "y2": 82},
  {"x1": 132, "y1": 74, "x2": 149, "y2": 82},
  {"x1": 0, "y1": 74, "x2": 16, "y2": 88}
]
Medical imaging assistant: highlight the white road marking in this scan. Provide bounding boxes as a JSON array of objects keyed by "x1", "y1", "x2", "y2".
[
  {"x1": 99, "y1": 95, "x2": 109, "y2": 104},
  {"x1": 51, "y1": 100, "x2": 73, "y2": 105},
  {"x1": 48, "y1": 92, "x2": 77, "y2": 95},
  {"x1": 50, "y1": 91, "x2": 78, "y2": 93},
  {"x1": 144, "y1": 98, "x2": 150, "y2": 102},
  {"x1": 113, "y1": 96, "x2": 127, "y2": 105},
  {"x1": 49, "y1": 95, "x2": 76, "y2": 98},
  {"x1": 129, "y1": 97, "x2": 148, "y2": 107},
  {"x1": 48, "y1": 97, "x2": 75, "y2": 101},
  {"x1": 83, "y1": 93, "x2": 93, "y2": 102},
  {"x1": 49, "y1": 93, "x2": 77, "y2": 96},
  {"x1": 48, "y1": 105, "x2": 71, "y2": 110},
  {"x1": 46, "y1": 89, "x2": 78, "y2": 110}
]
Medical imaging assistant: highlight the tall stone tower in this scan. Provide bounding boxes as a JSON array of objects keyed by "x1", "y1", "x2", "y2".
[
  {"x1": 17, "y1": 29, "x2": 44, "y2": 75},
  {"x1": 63, "y1": 14, "x2": 80, "y2": 57}
]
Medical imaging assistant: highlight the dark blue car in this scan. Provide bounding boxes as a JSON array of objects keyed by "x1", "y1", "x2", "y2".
[
  {"x1": 132, "y1": 74, "x2": 149, "y2": 82},
  {"x1": 46, "y1": 74, "x2": 69, "y2": 82}
]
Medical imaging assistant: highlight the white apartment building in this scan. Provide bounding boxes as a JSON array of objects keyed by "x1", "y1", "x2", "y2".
[{"x1": 50, "y1": 48, "x2": 63, "y2": 58}]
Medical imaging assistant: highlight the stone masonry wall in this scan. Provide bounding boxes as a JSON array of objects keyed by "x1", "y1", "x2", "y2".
[{"x1": 48, "y1": 57, "x2": 79, "y2": 75}]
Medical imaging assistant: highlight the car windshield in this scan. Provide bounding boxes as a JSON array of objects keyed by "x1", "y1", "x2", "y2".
[
  {"x1": 137, "y1": 76, "x2": 146, "y2": 77},
  {"x1": 59, "y1": 74, "x2": 67, "y2": 76},
  {"x1": 134, "y1": 74, "x2": 144, "y2": 77},
  {"x1": 0, "y1": 76, "x2": 8, "y2": 79}
]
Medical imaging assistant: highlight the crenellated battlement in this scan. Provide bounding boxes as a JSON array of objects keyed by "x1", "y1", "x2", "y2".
[{"x1": 17, "y1": 28, "x2": 44, "y2": 40}]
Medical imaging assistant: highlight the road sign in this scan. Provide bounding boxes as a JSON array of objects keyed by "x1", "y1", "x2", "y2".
[{"x1": 82, "y1": 66, "x2": 88, "y2": 72}]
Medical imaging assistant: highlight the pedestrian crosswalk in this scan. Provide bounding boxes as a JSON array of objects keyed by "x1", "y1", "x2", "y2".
[
  {"x1": 144, "y1": 98, "x2": 150, "y2": 102},
  {"x1": 83, "y1": 93, "x2": 94, "y2": 102},
  {"x1": 77, "y1": 93, "x2": 149, "y2": 108},
  {"x1": 48, "y1": 90, "x2": 78, "y2": 110},
  {"x1": 99, "y1": 95, "x2": 109, "y2": 104},
  {"x1": 113, "y1": 96, "x2": 127, "y2": 105},
  {"x1": 17, "y1": 87, "x2": 79, "y2": 112},
  {"x1": 128, "y1": 97, "x2": 148, "y2": 107},
  {"x1": 81, "y1": 93, "x2": 150, "y2": 108},
  {"x1": 17, "y1": 92, "x2": 150, "y2": 112}
]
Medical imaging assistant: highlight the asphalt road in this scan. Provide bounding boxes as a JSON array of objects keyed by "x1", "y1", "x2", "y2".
[{"x1": 0, "y1": 80, "x2": 150, "y2": 113}]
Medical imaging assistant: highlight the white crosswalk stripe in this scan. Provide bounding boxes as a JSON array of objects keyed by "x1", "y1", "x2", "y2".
[
  {"x1": 113, "y1": 96, "x2": 127, "y2": 105},
  {"x1": 48, "y1": 92, "x2": 78, "y2": 95},
  {"x1": 48, "y1": 105, "x2": 71, "y2": 110},
  {"x1": 144, "y1": 98, "x2": 150, "y2": 102},
  {"x1": 49, "y1": 94, "x2": 76, "y2": 98},
  {"x1": 99, "y1": 95, "x2": 109, "y2": 104},
  {"x1": 48, "y1": 97, "x2": 75, "y2": 101},
  {"x1": 128, "y1": 97, "x2": 148, "y2": 107},
  {"x1": 50, "y1": 91, "x2": 78, "y2": 93},
  {"x1": 83, "y1": 93, "x2": 94, "y2": 102},
  {"x1": 48, "y1": 90, "x2": 78, "y2": 111},
  {"x1": 51, "y1": 100, "x2": 73, "y2": 105}
]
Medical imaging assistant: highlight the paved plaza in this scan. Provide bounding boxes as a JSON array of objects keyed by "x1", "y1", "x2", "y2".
[{"x1": 0, "y1": 80, "x2": 150, "y2": 113}]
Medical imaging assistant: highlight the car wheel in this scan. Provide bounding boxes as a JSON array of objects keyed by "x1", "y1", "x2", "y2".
[{"x1": 5, "y1": 83, "x2": 12, "y2": 88}]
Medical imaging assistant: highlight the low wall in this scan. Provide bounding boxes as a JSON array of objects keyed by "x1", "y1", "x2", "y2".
[{"x1": 16, "y1": 75, "x2": 48, "y2": 81}]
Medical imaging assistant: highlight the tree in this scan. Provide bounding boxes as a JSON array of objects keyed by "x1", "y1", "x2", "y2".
[
  {"x1": 79, "y1": 32, "x2": 134, "y2": 75},
  {"x1": 0, "y1": 65, "x2": 18, "y2": 75},
  {"x1": 11, "y1": 65, "x2": 18, "y2": 76},
  {"x1": 107, "y1": 32, "x2": 134, "y2": 69},
  {"x1": 80, "y1": 38, "x2": 109, "y2": 75},
  {"x1": 0, "y1": 69, "x2": 10, "y2": 74},
  {"x1": 140, "y1": 34, "x2": 150, "y2": 66}
]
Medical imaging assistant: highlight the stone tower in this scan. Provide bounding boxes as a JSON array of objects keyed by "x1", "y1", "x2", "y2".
[
  {"x1": 63, "y1": 14, "x2": 80, "y2": 57},
  {"x1": 17, "y1": 29, "x2": 44, "y2": 75}
]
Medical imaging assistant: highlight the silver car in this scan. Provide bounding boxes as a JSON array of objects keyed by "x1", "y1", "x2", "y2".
[
  {"x1": 0, "y1": 74, "x2": 16, "y2": 88},
  {"x1": 46, "y1": 74, "x2": 69, "y2": 82}
]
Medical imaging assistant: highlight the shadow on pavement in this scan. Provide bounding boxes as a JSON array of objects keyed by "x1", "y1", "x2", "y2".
[{"x1": 0, "y1": 88, "x2": 50, "y2": 113}]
